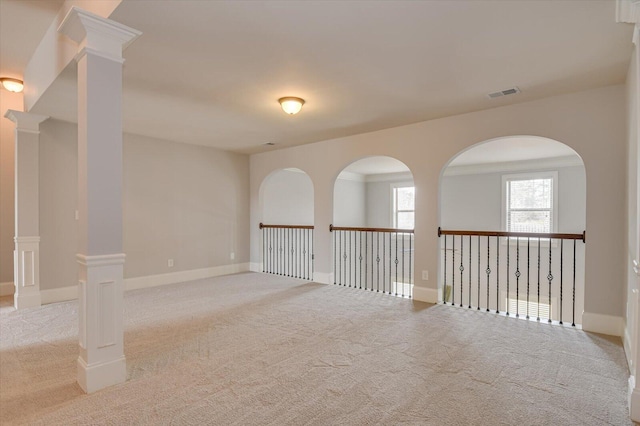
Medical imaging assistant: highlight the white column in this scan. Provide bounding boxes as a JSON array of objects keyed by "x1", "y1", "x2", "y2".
[
  {"x1": 631, "y1": 22, "x2": 640, "y2": 425},
  {"x1": 4, "y1": 110, "x2": 49, "y2": 310},
  {"x1": 58, "y1": 7, "x2": 141, "y2": 394}
]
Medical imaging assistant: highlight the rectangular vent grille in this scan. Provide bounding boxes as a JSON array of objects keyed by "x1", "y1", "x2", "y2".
[{"x1": 487, "y1": 87, "x2": 521, "y2": 99}]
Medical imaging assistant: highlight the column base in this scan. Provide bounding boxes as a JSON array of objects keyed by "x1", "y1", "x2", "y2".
[
  {"x1": 77, "y1": 355, "x2": 126, "y2": 393},
  {"x1": 631, "y1": 376, "x2": 640, "y2": 422},
  {"x1": 14, "y1": 291, "x2": 41, "y2": 310}
]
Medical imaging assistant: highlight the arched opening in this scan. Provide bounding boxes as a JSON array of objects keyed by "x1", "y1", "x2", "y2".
[
  {"x1": 332, "y1": 156, "x2": 415, "y2": 297},
  {"x1": 439, "y1": 136, "x2": 586, "y2": 325},
  {"x1": 259, "y1": 168, "x2": 314, "y2": 280}
]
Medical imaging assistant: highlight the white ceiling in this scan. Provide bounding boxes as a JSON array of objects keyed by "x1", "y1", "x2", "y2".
[{"x1": 4, "y1": 1, "x2": 636, "y2": 155}]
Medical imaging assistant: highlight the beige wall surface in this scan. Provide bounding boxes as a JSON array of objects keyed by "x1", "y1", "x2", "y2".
[
  {"x1": 250, "y1": 85, "x2": 626, "y2": 318},
  {"x1": 38, "y1": 119, "x2": 250, "y2": 290},
  {"x1": 0, "y1": 91, "x2": 23, "y2": 284},
  {"x1": 123, "y1": 132, "x2": 249, "y2": 278}
]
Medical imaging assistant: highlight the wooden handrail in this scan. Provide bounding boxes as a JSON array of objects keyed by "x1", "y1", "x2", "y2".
[
  {"x1": 330, "y1": 224, "x2": 414, "y2": 234},
  {"x1": 437, "y1": 227, "x2": 585, "y2": 242},
  {"x1": 259, "y1": 223, "x2": 314, "y2": 230}
]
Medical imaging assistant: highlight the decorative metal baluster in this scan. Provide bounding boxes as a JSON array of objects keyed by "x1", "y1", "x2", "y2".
[
  {"x1": 306, "y1": 228, "x2": 309, "y2": 279},
  {"x1": 365, "y1": 232, "x2": 368, "y2": 290},
  {"x1": 388, "y1": 233, "x2": 392, "y2": 294},
  {"x1": 376, "y1": 232, "x2": 380, "y2": 292},
  {"x1": 402, "y1": 232, "x2": 405, "y2": 297},
  {"x1": 348, "y1": 230, "x2": 352, "y2": 288},
  {"x1": 287, "y1": 229, "x2": 293, "y2": 277},
  {"x1": 353, "y1": 231, "x2": 357, "y2": 287},
  {"x1": 515, "y1": 237, "x2": 520, "y2": 318},
  {"x1": 372, "y1": 232, "x2": 376, "y2": 292},
  {"x1": 459, "y1": 235, "x2": 464, "y2": 307},
  {"x1": 496, "y1": 236, "x2": 500, "y2": 314},
  {"x1": 297, "y1": 228, "x2": 300, "y2": 278},
  {"x1": 506, "y1": 237, "x2": 510, "y2": 316},
  {"x1": 311, "y1": 229, "x2": 314, "y2": 280},
  {"x1": 359, "y1": 232, "x2": 363, "y2": 289},
  {"x1": 560, "y1": 239, "x2": 564, "y2": 325},
  {"x1": 452, "y1": 235, "x2": 456, "y2": 306},
  {"x1": 468, "y1": 235, "x2": 472, "y2": 309},
  {"x1": 444, "y1": 235, "x2": 447, "y2": 303},
  {"x1": 339, "y1": 230, "x2": 342, "y2": 285},
  {"x1": 537, "y1": 238, "x2": 541, "y2": 321},
  {"x1": 526, "y1": 238, "x2": 530, "y2": 320},
  {"x1": 395, "y1": 231, "x2": 399, "y2": 296},
  {"x1": 344, "y1": 231, "x2": 348, "y2": 286},
  {"x1": 548, "y1": 238, "x2": 553, "y2": 323},
  {"x1": 333, "y1": 228, "x2": 337, "y2": 285},
  {"x1": 409, "y1": 233, "x2": 412, "y2": 298},
  {"x1": 477, "y1": 236, "x2": 480, "y2": 310},
  {"x1": 572, "y1": 239, "x2": 576, "y2": 327},
  {"x1": 486, "y1": 236, "x2": 491, "y2": 312}
]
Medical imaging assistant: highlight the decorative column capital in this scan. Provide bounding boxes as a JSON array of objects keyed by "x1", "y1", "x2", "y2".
[
  {"x1": 58, "y1": 6, "x2": 141, "y2": 62},
  {"x1": 4, "y1": 110, "x2": 49, "y2": 134},
  {"x1": 616, "y1": 0, "x2": 640, "y2": 24}
]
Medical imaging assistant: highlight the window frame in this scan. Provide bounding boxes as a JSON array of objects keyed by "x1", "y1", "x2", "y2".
[
  {"x1": 390, "y1": 182, "x2": 415, "y2": 230},
  {"x1": 501, "y1": 171, "x2": 558, "y2": 236}
]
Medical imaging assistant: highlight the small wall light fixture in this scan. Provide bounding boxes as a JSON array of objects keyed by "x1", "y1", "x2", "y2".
[
  {"x1": 0, "y1": 78, "x2": 24, "y2": 93},
  {"x1": 278, "y1": 97, "x2": 305, "y2": 115}
]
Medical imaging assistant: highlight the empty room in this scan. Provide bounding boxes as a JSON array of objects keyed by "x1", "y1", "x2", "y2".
[{"x1": 1, "y1": 0, "x2": 639, "y2": 424}]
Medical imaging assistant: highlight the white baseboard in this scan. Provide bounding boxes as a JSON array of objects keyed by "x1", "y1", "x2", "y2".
[
  {"x1": 412, "y1": 286, "x2": 438, "y2": 304},
  {"x1": 0, "y1": 281, "x2": 14, "y2": 296},
  {"x1": 39, "y1": 263, "x2": 251, "y2": 305},
  {"x1": 249, "y1": 262, "x2": 262, "y2": 273},
  {"x1": 624, "y1": 322, "x2": 633, "y2": 372},
  {"x1": 41, "y1": 285, "x2": 78, "y2": 304},
  {"x1": 630, "y1": 375, "x2": 640, "y2": 422},
  {"x1": 581, "y1": 311, "x2": 624, "y2": 337},
  {"x1": 125, "y1": 262, "x2": 250, "y2": 291},
  {"x1": 312, "y1": 272, "x2": 331, "y2": 285}
]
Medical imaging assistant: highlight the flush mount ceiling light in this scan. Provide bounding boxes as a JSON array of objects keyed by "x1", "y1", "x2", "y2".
[
  {"x1": 0, "y1": 78, "x2": 24, "y2": 93},
  {"x1": 278, "y1": 97, "x2": 305, "y2": 115}
]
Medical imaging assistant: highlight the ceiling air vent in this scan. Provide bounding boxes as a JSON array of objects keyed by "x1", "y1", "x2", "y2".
[{"x1": 487, "y1": 87, "x2": 521, "y2": 99}]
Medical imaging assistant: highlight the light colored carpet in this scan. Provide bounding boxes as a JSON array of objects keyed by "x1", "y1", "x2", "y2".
[{"x1": 0, "y1": 272, "x2": 633, "y2": 425}]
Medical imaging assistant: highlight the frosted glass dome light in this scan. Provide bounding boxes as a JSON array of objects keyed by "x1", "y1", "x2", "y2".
[
  {"x1": 278, "y1": 97, "x2": 305, "y2": 115},
  {"x1": 1, "y1": 78, "x2": 24, "y2": 93}
]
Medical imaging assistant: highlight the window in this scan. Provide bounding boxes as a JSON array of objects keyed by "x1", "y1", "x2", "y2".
[
  {"x1": 392, "y1": 184, "x2": 415, "y2": 229},
  {"x1": 503, "y1": 172, "x2": 557, "y2": 233}
]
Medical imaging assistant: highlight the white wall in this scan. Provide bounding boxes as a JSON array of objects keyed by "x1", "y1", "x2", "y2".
[
  {"x1": 365, "y1": 174, "x2": 414, "y2": 228},
  {"x1": 441, "y1": 164, "x2": 586, "y2": 232},
  {"x1": 38, "y1": 119, "x2": 250, "y2": 290},
  {"x1": 333, "y1": 177, "x2": 366, "y2": 227},
  {"x1": 249, "y1": 85, "x2": 626, "y2": 321},
  {"x1": 261, "y1": 169, "x2": 313, "y2": 225},
  {"x1": 0, "y1": 90, "x2": 23, "y2": 286}
]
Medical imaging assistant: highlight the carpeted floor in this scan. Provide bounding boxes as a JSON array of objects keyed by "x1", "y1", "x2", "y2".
[{"x1": 0, "y1": 272, "x2": 633, "y2": 425}]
